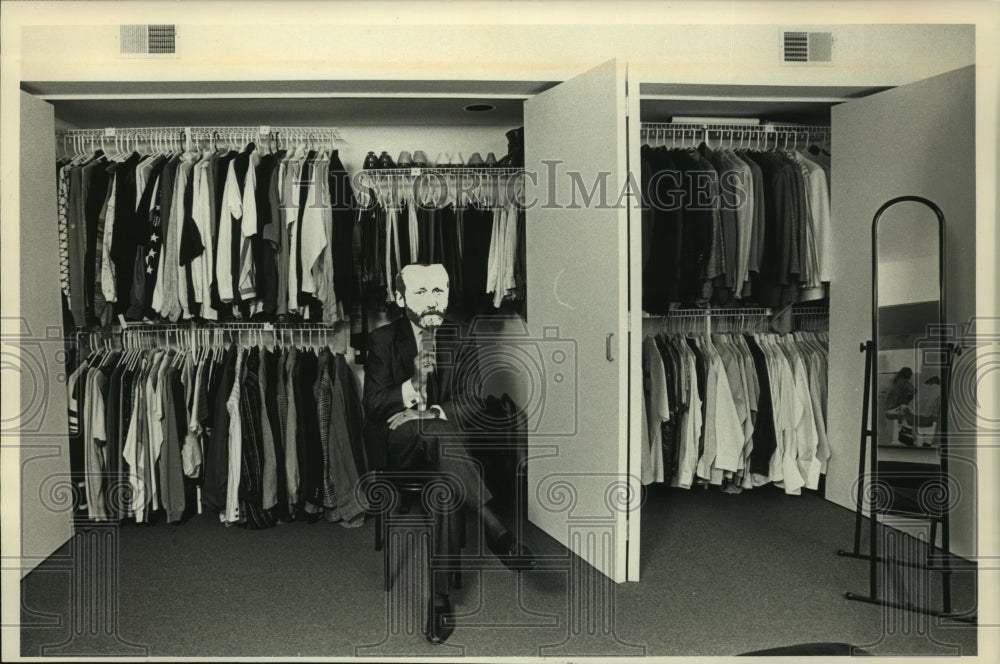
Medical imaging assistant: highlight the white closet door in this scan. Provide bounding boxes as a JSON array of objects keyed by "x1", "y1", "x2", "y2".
[
  {"x1": 17, "y1": 91, "x2": 73, "y2": 578},
  {"x1": 827, "y1": 66, "x2": 976, "y2": 556},
  {"x1": 524, "y1": 60, "x2": 634, "y2": 583}
]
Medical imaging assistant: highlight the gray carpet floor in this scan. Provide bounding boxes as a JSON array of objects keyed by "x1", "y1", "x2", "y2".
[{"x1": 20, "y1": 485, "x2": 977, "y2": 658}]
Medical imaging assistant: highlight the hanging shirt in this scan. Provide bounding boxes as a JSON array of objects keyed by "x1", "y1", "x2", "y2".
[
  {"x1": 767, "y1": 336, "x2": 806, "y2": 494},
  {"x1": 725, "y1": 150, "x2": 755, "y2": 298},
  {"x1": 160, "y1": 364, "x2": 188, "y2": 523},
  {"x1": 408, "y1": 197, "x2": 420, "y2": 263},
  {"x1": 84, "y1": 368, "x2": 109, "y2": 520},
  {"x1": 382, "y1": 202, "x2": 401, "y2": 300},
  {"x1": 643, "y1": 336, "x2": 669, "y2": 484},
  {"x1": 100, "y1": 176, "x2": 118, "y2": 304},
  {"x1": 237, "y1": 150, "x2": 259, "y2": 302},
  {"x1": 284, "y1": 159, "x2": 302, "y2": 313},
  {"x1": 183, "y1": 352, "x2": 207, "y2": 478},
  {"x1": 123, "y1": 364, "x2": 143, "y2": 522},
  {"x1": 713, "y1": 334, "x2": 753, "y2": 476},
  {"x1": 270, "y1": 156, "x2": 289, "y2": 317},
  {"x1": 283, "y1": 346, "x2": 300, "y2": 506},
  {"x1": 191, "y1": 158, "x2": 217, "y2": 319},
  {"x1": 784, "y1": 341, "x2": 821, "y2": 490},
  {"x1": 147, "y1": 350, "x2": 169, "y2": 511},
  {"x1": 216, "y1": 160, "x2": 241, "y2": 303},
  {"x1": 174, "y1": 157, "x2": 198, "y2": 320},
  {"x1": 800, "y1": 150, "x2": 832, "y2": 284},
  {"x1": 257, "y1": 346, "x2": 279, "y2": 511},
  {"x1": 671, "y1": 342, "x2": 702, "y2": 489},
  {"x1": 223, "y1": 349, "x2": 245, "y2": 524},
  {"x1": 805, "y1": 342, "x2": 831, "y2": 473},
  {"x1": 307, "y1": 161, "x2": 344, "y2": 325}
]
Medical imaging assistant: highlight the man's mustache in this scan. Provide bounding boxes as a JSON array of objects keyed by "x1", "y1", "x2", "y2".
[{"x1": 420, "y1": 310, "x2": 445, "y2": 318}]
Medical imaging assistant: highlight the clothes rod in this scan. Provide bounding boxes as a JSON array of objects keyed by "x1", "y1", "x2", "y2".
[
  {"x1": 56, "y1": 126, "x2": 344, "y2": 140},
  {"x1": 670, "y1": 116, "x2": 761, "y2": 125},
  {"x1": 641, "y1": 121, "x2": 829, "y2": 133},
  {"x1": 357, "y1": 167, "x2": 524, "y2": 176},
  {"x1": 116, "y1": 321, "x2": 338, "y2": 331},
  {"x1": 643, "y1": 307, "x2": 772, "y2": 317}
]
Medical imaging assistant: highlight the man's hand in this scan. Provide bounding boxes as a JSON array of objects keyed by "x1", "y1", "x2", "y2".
[
  {"x1": 412, "y1": 347, "x2": 435, "y2": 408},
  {"x1": 387, "y1": 408, "x2": 439, "y2": 430},
  {"x1": 413, "y1": 347, "x2": 436, "y2": 381}
]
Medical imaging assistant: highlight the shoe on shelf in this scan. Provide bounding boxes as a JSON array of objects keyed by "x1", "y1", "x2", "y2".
[
  {"x1": 434, "y1": 152, "x2": 451, "y2": 168},
  {"x1": 397, "y1": 151, "x2": 413, "y2": 167},
  {"x1": 424, "y1": 593, "x2": 455, "y2": 645},
  {"x1": 413, "y1": 150, "x2": 429, "y2": 166},
  {"x1": 466, "y1": 152, "x2": 485, "y2": 167},
  {"x1": 363, "y1": 151, "x2": 379, "y2": 169},
  {"x1": 378, "y1": 150, "x2": 396, "y2": 169}
]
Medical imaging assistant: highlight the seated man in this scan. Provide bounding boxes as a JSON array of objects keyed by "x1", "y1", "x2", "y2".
[{"x1": 362, "y1": 262, "x2": 534, "y2": 645}]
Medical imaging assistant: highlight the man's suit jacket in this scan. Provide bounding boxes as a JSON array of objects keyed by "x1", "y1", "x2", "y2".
[{"x1": 362, "y1": 316, "x2": 482, "y2": 469}]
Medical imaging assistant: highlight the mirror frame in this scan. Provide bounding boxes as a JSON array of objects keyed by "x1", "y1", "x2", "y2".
[{"x1": 871, "y1": 195, "x2": 947, "y2": 454}]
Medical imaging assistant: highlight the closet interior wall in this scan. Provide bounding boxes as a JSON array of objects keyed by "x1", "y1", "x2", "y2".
[{"x1": 51, "y1": 104, "x2": 533, "y2": 405}]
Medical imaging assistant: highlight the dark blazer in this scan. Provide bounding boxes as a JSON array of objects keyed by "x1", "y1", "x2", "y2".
[{"x1": 362, "y1": 316, "x2": 482, "y2": 469}]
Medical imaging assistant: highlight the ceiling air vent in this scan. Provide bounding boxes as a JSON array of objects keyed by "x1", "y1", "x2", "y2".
[
  {"x1": 119, "y1": 24, "x2": 177, "y2": 57},
  {"x1": 782, "y1": 30, "x2": 833, "y2": 64}
]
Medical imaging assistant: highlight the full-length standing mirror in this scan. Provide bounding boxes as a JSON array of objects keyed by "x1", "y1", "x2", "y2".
[
  {"x1": 843, "y1": 194, "x2": 958, "y2": 619},
  {"x1": 874, "y1": 199, "x2": 945, "y2": 449}
]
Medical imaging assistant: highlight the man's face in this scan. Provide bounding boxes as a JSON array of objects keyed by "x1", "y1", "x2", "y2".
[{"x1": 396, "y1": 264, "x2": 449, "y2": 329}]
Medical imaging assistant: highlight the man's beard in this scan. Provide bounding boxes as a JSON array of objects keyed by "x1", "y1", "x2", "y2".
[{"x1": 405, "y1": 306, "x2": 445, "y2": 329}]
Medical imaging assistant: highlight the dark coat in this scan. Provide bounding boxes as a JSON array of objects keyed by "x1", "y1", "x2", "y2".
[{"x1": 361, "y1": 316, "x2": 482, "y2": 469}]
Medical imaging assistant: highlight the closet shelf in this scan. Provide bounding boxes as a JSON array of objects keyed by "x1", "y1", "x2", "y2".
[
  {"x1": 640, "y1": 120, "x2": 829, "y2": 133},
  {"x1": 792, "y1": 306, "x2": 830, "y2": 316},
  {"x1": 643, "y1": 307, "x2": 772, "y2": 318},
  {"x1": 640, "y1": 121, "x2": 830, "y2": 145},
  {"x1": 87, "y1": 321, "x2": 341, "y2": 334},
  {"x1": 56, "y1": 125, "x2": 344, "y2": 139}
]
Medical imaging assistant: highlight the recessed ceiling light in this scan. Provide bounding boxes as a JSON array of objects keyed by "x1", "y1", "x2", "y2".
[{"x1": 463, "y1": 103, "x2": 496, "y2": 112}]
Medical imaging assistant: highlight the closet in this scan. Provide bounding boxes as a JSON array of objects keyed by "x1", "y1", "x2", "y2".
[
  {"x1": 523, "y1": 60, "x2": 976, "y2": 583},
  {"x1": 17, "y1": 56, "x2": 977, "y2": 587},
  {"x1": 53, "y1": 116, "x2": 530, "y2": 528},
  {"x1": 18, "y1": 95, "x2": 530, "y2": 576}
]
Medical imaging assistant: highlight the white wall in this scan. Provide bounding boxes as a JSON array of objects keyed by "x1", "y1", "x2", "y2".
[
  {"x1": 828, "y1": 66, "x2": 977, "y2": 558},
  {"x1": 19, "y1": 19, "x2": 973, "y2": 92}
]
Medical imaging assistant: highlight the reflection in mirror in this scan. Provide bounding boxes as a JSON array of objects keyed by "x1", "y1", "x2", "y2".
[{"x1": 875, "y1": 203, "x2": 941, "y2": 448}]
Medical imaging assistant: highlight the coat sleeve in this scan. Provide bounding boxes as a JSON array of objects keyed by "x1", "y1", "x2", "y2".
[{"x1": 362, "y1": 330, "x2": 407, "y2": 423}]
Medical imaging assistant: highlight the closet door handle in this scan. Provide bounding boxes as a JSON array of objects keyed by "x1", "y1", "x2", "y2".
[{"x1": 606, "y1": 333, "x2": 615, "y2": 362}]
